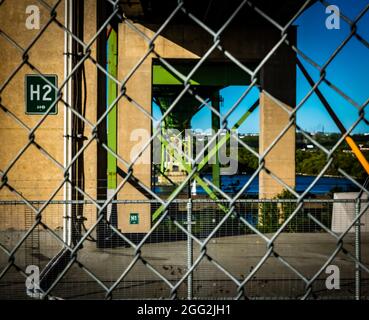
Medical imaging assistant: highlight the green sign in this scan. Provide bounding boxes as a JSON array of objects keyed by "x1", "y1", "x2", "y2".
[
  {"x1": 25, "y1": 74, "x2": 58, "y2": 115},
  {"x1": 129, "y1": 213, "x2": 139, "y2": 225}
]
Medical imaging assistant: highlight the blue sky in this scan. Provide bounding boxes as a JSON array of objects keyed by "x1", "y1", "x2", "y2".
[{"x1": 154, "y1": 0, "x2": 369, "y2": 134}]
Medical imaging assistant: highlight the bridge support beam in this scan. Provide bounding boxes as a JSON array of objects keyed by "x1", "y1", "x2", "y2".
[{"x1": 259, "y1": 36, "x2": 296, "y2": 199}]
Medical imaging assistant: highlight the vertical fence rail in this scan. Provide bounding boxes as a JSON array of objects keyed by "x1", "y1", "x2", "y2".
[
  {"x1": 355, "y1": 197, "x2": 362, "y2": 300},
  {"x1": 186, "y1": 198, "x2": 193, "y2": 300}
]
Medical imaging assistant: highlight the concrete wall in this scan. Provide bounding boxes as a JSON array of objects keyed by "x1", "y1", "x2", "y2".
[
  {"x1": 259, "y1": 92, "x2": 295, "y2": 198},
  {"x1": 332, "y1": 192, "x2": 369, "y2": 233},
  {"x1": 259, "y1": 32, "x2": 296, "y2": 199},
  {"x1": 0, "y1": 0, "x2": 97, "y2": 230},
  {"x1": 117, "y1": 23, "x2": 199, "y2": 232}
]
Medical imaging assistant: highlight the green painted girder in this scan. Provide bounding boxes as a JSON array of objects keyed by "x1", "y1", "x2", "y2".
[
  {"x1": 154, "y1": 86, "x2": 222, "y2": 132},
  {"x1": 107, "y1": 25, "x2": 118, "y2": 190},
  {"x1": 211, "y1": 91, "x2": 221, "y2": 190},
  {"x1": 152, "y1": 98, "x2": 259, "y2": 221},
  {"x1": 160, "y1": 126, "x2": 166, "y2": 173},
  {"x1": 155, "y1": 131, "x2": 229, "y2": 217},
  {"x1": 156, "y1": 94, "x2": 204, "y2": 130},
  {"x1": 153, "y1": 63, "x2": 252, "y2": 87}
]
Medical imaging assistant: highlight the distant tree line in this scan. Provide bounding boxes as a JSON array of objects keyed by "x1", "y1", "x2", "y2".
[
  {"x1": 201, "y1": 133, "x2": 368, "y2": 181},
  {"x1": 296, "y1": 149, "x2": 368, "y2": 180},
  {"x1": 240, "y1": 132, "x2": 368, "y2": 151},
  {"x1": 236, "y1": 147, "x2": 368, "y2": 180}
]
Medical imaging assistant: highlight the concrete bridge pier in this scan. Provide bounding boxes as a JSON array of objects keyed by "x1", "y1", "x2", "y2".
[
  {"x1": 117, "y1": 22, "x2": 297, "y2": 232},
  {"x1": 259, "y1": 35, "x2": 296, "y2": 199}
]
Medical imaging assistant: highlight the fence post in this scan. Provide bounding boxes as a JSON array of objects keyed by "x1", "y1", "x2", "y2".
[
  {"x1": 355, "y1": 197, "x2": 361, "y2": 300},
  {"x1": 187, "y1": 198, "x2": 193, "y2": 300}
]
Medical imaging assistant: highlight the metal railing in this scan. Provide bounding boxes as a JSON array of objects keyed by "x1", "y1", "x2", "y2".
[
  {"x1": 0, "y1": 0, "x2": 368, "y2": 299},
  {"x1": 0, "y1": 198, "x2": 368, "y2": 299}
]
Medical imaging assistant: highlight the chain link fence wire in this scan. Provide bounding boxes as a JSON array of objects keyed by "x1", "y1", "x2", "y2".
[
  {"x1": 0, "y1": 0, "x2": 368, "y2": 299},
  {"x1": 0, "y1": 199, "x2": 368, "y2": 299}
]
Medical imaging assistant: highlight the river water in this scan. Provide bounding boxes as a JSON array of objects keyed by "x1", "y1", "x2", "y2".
[{"x1": 154, "y1": 174, "x2": 358, "y2": 195}]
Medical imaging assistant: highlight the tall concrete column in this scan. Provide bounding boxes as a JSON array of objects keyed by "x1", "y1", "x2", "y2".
[
  {"x1": 117, "y1": 24, "x2": 153, "y2": 233},
  {"x1": 259, "y1": 33, "x2": 296, "y2": 199}
]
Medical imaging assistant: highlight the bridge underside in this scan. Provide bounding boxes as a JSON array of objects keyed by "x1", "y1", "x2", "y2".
[
  {"x1": 114, "y1": 1, "x2": 299, "y2": 232},
  {"x1": 0, "y1": 0, "x2": 303, "y2": 234}
]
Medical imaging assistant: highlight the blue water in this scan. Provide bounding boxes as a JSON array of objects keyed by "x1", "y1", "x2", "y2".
[{"x1": 154, "y1": 174, "x2": 358, "y2": 195}]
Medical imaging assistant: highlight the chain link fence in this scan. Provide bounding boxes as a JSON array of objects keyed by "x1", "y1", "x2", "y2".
[
  {"x1": 0, "y1": 0, "x2": 369, "y2": 299},
  {"x1": 0, "y1": 198, "x2": 368, "y2": 299}
]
